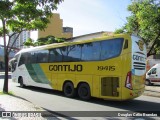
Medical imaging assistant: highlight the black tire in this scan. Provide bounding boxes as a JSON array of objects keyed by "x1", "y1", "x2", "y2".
[
  {"x1": 19, "y1": 77, "x2": 25, "y2": 88},
  {"x1": 63, "y1": 82, "x2": 76, "y2": 98},
  {"x1": 145, "y1": 79, "x2": 152, "y2": 86},
  {"x1": 78, "y1": 83, "x2": 91, "y2": 100}
]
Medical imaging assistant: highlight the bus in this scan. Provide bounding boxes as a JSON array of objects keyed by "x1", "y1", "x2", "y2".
[{"x1": 11, "y1": 34, "x2": 147, "y2": 101}]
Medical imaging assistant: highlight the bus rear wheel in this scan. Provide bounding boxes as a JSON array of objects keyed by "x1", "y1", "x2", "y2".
[
  {"x1": 63, "y1": 82, "x2": 76, "y2": 98},
  {"x1": 19, "y1": 77, "x2": 25, "y2": 88},
  {"x1": 78, "y1": 83, "x2": 91, "y2": 100}
]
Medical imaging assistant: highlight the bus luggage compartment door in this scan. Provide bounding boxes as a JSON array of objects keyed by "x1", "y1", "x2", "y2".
[{"x1": 101, "y1": 77, "x2": 119, "y2": 97}]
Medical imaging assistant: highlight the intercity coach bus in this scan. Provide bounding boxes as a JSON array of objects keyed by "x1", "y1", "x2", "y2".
[{"x1": 11, "y1": 34, "x2": 147, "y2": 101}]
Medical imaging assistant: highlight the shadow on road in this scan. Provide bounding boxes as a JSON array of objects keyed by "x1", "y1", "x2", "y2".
[
  {"x1": 0, "y1": 75, "x2": 11, "y2": 79},
  {"x1": 15, "y1": 85, "x2": 160, "y2": 119},
  {"x1": 151, "y1": 85, "x2": 160, "y2": 87},
  {"x1": 19, "y1": 86, "x2": 63, "y2": 96},
  {"x1": 18, "y1": 85, "x2": 160, "y2": 112}
]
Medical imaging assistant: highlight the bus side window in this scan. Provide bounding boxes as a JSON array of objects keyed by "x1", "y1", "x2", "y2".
[
  {"x1": 100, "y1": 38, "x2": 123, "y2": 60},
  {"x1": 124, "y1": 39, "x2": 128, "y2": 49},
  {"x1": 81, "y1": 43, "x2": 93, "y2": 61},
  {"x1": 37, "y1": 50, "x2": 49, "y2": 63},
  {"x1": 25, "y1": 52, "x2": 31, "y2": 64},
  {"x1": 81, "y1": 42, "x2": 100, "y2": 61},
  {"x1": 92, "y1": 42, "x2": 101, "y2": 60},
  {"x1": 18, "y1": 54, "x2": 25, "y2": 66},
  {"x1": 67, "y1": 45, "x2": 81, "y2": 62},
  {"x1": 31, "y1": 52, "x2": 37, "y2": 63},
  {"x1": 59, "y1": 47, "x2": 68, "y2": 62},
  {"x1": 55, "y1": 48, "x2": 62, "y2": 62},
  {"x1": 49, "y1": 48, "x2": 62, "y2": 62}
]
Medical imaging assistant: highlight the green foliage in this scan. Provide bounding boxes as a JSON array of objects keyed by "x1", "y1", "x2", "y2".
[
  {"x1": 0, "y1": 27, "x2": 3, "y2": 36},
  {"x1": 0, "y1": 27, "x2": 9, "y2": 37},
  {"x1": 114, "y1": 26, "x2": 126, "y2": 34},
  {"x1": 0, "y1": 91, "x2": 14, "y2": 95},
  {"x1": 24, "y1": 38, "x2": 35, "y2": 47},
  {"x1": 35, "y1": 36, "x2": 65, "y2": 46},
  {"x1": 0, "y1": 0, "x2": 64, "y2": 49},
  {"x1": 0, "y1": 0, "x2": 63, "y2": 33},
  {"x1": 24, "y1": 35, "x2": 65, "y2": 47},
  {"x1": 0, "y1": 0, "x2": 63, "y2": 93},
  {"x1": 115, "y1": 0, "x2": 160, "y2": 56}
]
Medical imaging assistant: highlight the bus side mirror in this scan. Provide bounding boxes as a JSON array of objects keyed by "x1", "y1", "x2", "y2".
[{"x1": 148, "y1": 72, "x2": 151, "y2": 75}]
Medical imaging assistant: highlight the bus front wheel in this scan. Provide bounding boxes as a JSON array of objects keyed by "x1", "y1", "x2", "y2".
[
  {"x1": 63, "y1": 82, "x2": 76, "y2": 98},
  {"x1": 19, "y1": 77, "x2": 25, "y2": 88},
  {"x1": 78, "y1": 83, "x2": 91, "y2": 100}
]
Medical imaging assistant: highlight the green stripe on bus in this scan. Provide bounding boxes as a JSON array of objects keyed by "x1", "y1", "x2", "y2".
[
  {"x1": 32, "y1": 64, "x2": 50, "y2": 84},
  {"x1": 25, "y1": 64, "x2": 50, "y2": 84}
]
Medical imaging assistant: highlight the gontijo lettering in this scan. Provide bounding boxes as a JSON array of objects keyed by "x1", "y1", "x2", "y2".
[
  {"x1": 49, "y1": 64, "x2": 83, "y2": 72},
  {"x1": 133, "y1": 55, "x2": 145, "y2": 62}
]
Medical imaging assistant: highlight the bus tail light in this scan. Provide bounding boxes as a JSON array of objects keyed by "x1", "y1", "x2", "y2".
[{"x1": 125, "y1": 71, "x2": 132, "y2": 90}]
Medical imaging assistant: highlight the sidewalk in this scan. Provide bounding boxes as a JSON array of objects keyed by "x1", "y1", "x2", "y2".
[
  {"x1": 0, "y1": 85, "x2": 160, "y2": 119},
  {"x1": 0, "y1": 95, "x2": 44, "y2": 111},
  {"x1": 0, "y1": 94, "x2": 64, "y2": 120},
  {"x1": 0, "y1": 94, "x2": 48, "y2": 119},
  {"x1": 0, "y1": 93, "x2": 70, "y2": 120}
]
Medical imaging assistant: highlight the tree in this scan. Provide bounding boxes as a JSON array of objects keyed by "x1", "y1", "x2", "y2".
[
  {"x1": 24, "y1": 38, "x2": 35, "y2": 47},
  {"x1": 0, "y1": 0, "x2": 63, "y2": 93},
  {"x1": 114, "y1": 26, "x2": 126, "y2": 34},
  {"x1": 36, "y1": 35, "x2": 65, "y2": 45},
  {"x1": 114, "y1": 0, "x2": 160, "y2": 57},
  {"x1": 24, "y1": 35, "x2": 65, "y2": 47}
]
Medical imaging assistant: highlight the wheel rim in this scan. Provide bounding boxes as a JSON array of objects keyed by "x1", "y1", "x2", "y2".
[
  {"x1": 78, "y1": 83, "x2": 91, "y2": 100},
  {"x1": 64, "y1": 82, "x2": 75, "y2": 98},
  {"x1": 80, "y1": 87, "x2": 88, "y2": 97},
  {"x1": 66, "y1": 86, "x2": 72, "y2": 95}
]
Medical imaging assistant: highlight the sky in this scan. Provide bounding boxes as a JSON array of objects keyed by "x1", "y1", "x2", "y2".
[
  {"x1": 54, "y1": 0, "x2": 131, "y2": 37},
  {"x1": 1, "y1": 0, "x2": 132, "y2": 44}
]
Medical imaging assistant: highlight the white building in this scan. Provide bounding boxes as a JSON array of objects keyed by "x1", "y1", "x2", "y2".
[
  {"x1": 67, "y1": 31, "x2": 113, "y2": 42},
  {"x1": 9, "y1": 31, "x2": 30, "y2": 49}
]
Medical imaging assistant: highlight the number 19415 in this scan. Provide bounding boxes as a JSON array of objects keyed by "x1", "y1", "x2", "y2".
[{"x1": 97, "y1": 66, "x2": 115, "y2": 71}]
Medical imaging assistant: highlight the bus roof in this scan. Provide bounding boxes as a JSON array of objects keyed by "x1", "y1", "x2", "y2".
[{"x1": 15, "y1": 33, "x2": 131, "y2": 55}]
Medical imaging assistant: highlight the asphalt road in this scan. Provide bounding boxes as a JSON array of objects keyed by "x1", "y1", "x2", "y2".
[{"x1": 0, "y1": 74, "x2": 160, "y2": 119}]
